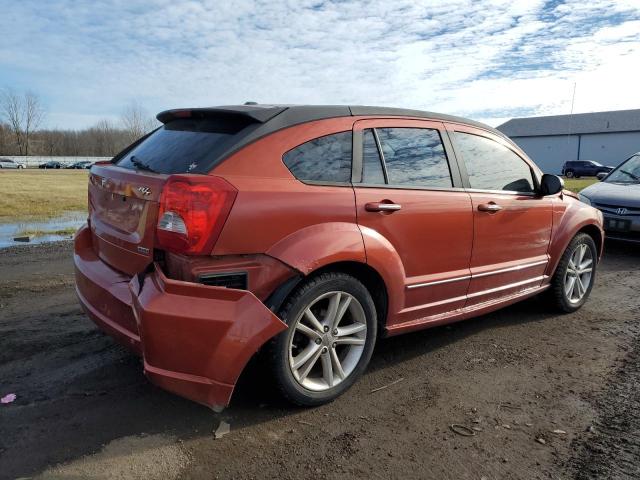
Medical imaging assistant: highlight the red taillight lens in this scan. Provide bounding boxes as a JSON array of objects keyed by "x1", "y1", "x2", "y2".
[{"x1": 156, "y1": 175, "x2": 237, "y2": 255}]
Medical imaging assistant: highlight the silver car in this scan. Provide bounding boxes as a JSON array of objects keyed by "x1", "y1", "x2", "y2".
[
  {"x1": 0, "y1": 158, "x2": 24, "y2": 169},
  {"x1": 579, "y1": 152, "x2": 640, "y2": 243}
]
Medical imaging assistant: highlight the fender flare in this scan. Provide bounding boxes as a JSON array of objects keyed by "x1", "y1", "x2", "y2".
[
  {"x1": 266, "y1": 222, "x2": 367, "y2": 274},
  {"x1": 357, "y1": 226, "x2": 407, "y2": 324},
  {"x1": 265, "y1": 223, "x2": 406, "y2": 325},
  {"x1": 546, "y1": 203, "x2": 604, "y2": 278}
]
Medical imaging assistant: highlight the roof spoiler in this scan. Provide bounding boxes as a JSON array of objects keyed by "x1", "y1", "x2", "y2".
[{"x1": 156, "y1": 106, "x2": 287, "y2": 124}]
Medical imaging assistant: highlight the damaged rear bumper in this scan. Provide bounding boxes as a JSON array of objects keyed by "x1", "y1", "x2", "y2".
[{"x1": 74, "y1": 225, "x2": 287, "y2": 410}]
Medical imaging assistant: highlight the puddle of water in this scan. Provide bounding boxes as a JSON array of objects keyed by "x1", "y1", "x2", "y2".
[{"x1": 0, "y1": 211, "x2": 86, "y2": 249}]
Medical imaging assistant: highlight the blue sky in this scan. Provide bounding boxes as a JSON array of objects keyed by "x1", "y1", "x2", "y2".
[{"x1": 1, "y1": 0, "x2": 639, "y2": 129}]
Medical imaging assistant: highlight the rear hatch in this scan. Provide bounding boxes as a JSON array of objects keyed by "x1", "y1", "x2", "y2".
[
  {"x1": 88, "y1": 112, "x2": 271, "y2": 276},
  {"x1": 88, "y1": 165, "x2": 166, "y2": 275}
]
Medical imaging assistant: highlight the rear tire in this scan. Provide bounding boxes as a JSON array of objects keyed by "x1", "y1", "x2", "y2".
[
  {"x1": 550, "y1": 233, "x2": 597, "y2": 313},
  {"x1": 268, "y1": 272, "x2": 377, "y2": 406}
]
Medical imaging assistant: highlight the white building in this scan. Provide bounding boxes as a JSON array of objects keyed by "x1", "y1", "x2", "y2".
[{"x1": 497, "y1": 109, "x2": 640, "y2": 174}]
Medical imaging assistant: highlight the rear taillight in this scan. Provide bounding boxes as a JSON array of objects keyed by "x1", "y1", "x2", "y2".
[{"x1": 156, "y1": 175, "x2": 237, "y2": 255}]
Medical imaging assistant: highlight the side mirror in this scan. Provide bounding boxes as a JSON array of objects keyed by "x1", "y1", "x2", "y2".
[
  {"x1": 539, "y1": 174, "x2": 564, "y2": 196},
  {"x1": 597, "y1": 171, "x2": 607, "y2": 181}
]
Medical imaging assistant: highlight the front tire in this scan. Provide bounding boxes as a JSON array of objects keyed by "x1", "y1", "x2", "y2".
[
  {"x1": 550, "y1": 233, "x2": 597, "y2": 313},
  {"x1": 565, "y1": 170, "x2": 575, "y2": 178},
  {"x1": 269, "y1": 272, "x2": 377, "y2": 406}
]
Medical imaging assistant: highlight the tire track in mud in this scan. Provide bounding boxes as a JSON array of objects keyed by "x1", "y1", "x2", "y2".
[{"x1": 568, "y1": 317, "x2": 640, "y2": 479}]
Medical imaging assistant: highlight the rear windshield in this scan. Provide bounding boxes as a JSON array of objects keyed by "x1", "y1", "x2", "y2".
[{"x1": 115, "y1": 117, "x2": 248, "y2": 174}]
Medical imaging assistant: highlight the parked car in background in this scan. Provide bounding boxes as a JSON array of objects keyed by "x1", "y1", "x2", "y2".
[
  {"x1": 561, "y1": 160, "x2": 613, "y2": 178},
  {"x1": 0, "y1": 158, "x2": 24, "y2": 169},
  {"x1": 74, "y1": 104, "x2": 603, "y2": 410},
  {"x1": 578, "y1": 152, "x2": 640, "y2": 243},
  {"x1": 67, "y1": 161, "x2": 93, "y2": 169},
  {"x1": 39, "y1": 161, "x2": 63, "y2": 169}
]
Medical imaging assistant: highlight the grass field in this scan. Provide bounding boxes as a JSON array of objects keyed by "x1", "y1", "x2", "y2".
[
  {"x1": 563, "y1": 177, "x2": 598, "y2": 193},
  {"x1": 0, "y1": 170, "x2": 88, "y2": 223},
  {"x1": 16, "y1": 227, "x2": 79, "y2": 237}
]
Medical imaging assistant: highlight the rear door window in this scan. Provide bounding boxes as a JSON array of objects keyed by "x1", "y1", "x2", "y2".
[
  {"x1": 453, "y1": 132, "x2": 535, "y2": 192},
  {"x1": 115, "y1": 117, "x2": 248, "y2": 174},
  {"x1": 362, "y1": 129, "x2": 385, "y2": 184},
  {"x1": 283, "y1": 131, "x2": 352, "y2": 183},
  {"x1": 375, "y1": 127, "x2": 452, "y2": 188}
]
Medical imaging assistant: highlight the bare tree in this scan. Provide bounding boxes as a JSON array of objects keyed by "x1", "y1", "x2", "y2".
[
  {"x1": 121, "y1": 101, "x2": 156, "y2": 144},
  {"x1": 1, "y1": 89, "x2": 25, "y2": 154},
  {"x1": 0, "y1": 89, "x2": 45, "y2": 155},
  {"x1": 40, "y1": 129, "x2": 61, "y2": 156},
  {"x1": 24, "y1": 92, "x2": 45, "y2": 155},
  {"x1": 0, "y1": 122, "x2": 9, "y2": 155}
]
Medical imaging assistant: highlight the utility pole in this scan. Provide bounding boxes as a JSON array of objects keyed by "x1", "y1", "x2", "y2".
[{"x1": 567, "y1": 82, "x2": 577, "y2": 160}]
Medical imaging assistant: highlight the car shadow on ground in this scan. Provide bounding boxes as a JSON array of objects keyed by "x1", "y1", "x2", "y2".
[{"x1": 2, "y1": 240, "x2": 638, "y2": 479}]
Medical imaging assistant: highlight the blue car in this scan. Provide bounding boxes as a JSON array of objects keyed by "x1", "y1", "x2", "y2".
[{"x1": 561, "y1": 160, "x2": 613, "y2": 178}]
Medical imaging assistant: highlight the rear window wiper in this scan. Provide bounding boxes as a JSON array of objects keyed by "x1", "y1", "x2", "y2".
[{"x1": 129, "y1": 155, "x2": 157, "y2": 173}]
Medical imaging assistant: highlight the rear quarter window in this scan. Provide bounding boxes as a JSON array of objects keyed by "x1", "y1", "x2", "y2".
[{"x1": 283, "y1": 131, "x2": 352, "y2": 183}]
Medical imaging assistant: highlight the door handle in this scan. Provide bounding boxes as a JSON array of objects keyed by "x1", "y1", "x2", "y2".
[
  {"x1": 477, "y1": 203, "x2": 502, "y2": 213},
  {"x1": 365, "y1": 201, "x2": 402, "y2": 213}
]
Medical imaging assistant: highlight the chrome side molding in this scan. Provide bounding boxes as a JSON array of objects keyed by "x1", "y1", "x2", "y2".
[{"x1": 406, "y1": 259, "x2": 548, "y2": 290}]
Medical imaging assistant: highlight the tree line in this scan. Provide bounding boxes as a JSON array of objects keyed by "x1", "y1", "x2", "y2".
[{"x1": 0, "y1": 89, "x2": 157, "y2": 157}]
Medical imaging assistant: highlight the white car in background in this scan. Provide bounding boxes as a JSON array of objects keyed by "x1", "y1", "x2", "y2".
[{"x1": 0, "y1": 158, "x2": 25, "y2": 169}]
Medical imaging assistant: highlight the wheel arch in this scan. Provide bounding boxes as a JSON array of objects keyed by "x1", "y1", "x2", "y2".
[
  {"x1": 547, "y1": 218, "x2": 604, "y2": 278},
  {"x1": 577, "y1": 223, "x2": 603, "y2": 257},
  {"x1": 266, "y1": 260, "x2": 389, "y2": 333}
]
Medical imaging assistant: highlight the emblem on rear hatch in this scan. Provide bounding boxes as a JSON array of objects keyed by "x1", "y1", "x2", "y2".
[
  {"x1": 137, "y1": 246, "x2": 150, "y2": 255},
  {"x1": 137, "y1": 186, "x2": 152, "y2": 196}
]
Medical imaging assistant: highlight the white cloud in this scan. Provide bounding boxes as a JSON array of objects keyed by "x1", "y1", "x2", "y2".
[{"x1": 0, "y1": 0, "x2": 639, "y2": 129}]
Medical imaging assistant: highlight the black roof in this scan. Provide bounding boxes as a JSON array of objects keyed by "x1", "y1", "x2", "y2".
[
  {"x1": 155, "y1": 104, "x2": 507, "y2": 173},
  {"x1": 158, "y1": 104, "x2": 501, "y2": 135}
]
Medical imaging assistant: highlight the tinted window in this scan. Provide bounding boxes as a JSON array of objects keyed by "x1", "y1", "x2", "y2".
[
  {"x1": 362, "y1": 129, "x2": 385, "y2": 184},
  {"x1": 376, "y1": 128, "x2": 452, "y2": 188},
  {"x1": 116, "y1": 118, "x2": 247, "y2": 174},
  {"x1": 454, "y1": 132, "x2": 534, "y2": 192},
  {"x1": 283, "y1": 131, "x2": 352, "y2": 183}
]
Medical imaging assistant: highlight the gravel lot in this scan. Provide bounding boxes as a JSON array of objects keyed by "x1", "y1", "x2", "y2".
[{"x1": 0, "y1": 240, "x2": 638, "y2": 480}]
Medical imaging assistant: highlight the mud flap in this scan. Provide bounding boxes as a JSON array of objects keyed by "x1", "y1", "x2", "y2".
[{"x1": 130, "y1": 263, "x2": 287, "y2": 410}]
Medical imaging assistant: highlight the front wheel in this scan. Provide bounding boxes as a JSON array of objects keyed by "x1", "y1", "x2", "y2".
[
  {"x1": 565, "y1": 170, "x2": 575, "y2": 178},
  {"x1": 550, "y1": 233, "x2": 597, "y2": 312},
  {"x1": 269, "y1": 272, "x2": 377, "y2": 406}
]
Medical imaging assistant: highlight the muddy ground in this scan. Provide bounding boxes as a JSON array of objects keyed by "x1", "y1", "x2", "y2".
[{"x1": 0, "y1": 240, "x2": 638, "y2": 480}]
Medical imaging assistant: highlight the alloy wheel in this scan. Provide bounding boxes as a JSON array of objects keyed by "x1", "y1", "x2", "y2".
[
  {"x1": 563, "y1": 243, "x2": 593, "y2": 303},
  {"x1": 288, "y1": 291, "x2": 367, "y2": 391}
]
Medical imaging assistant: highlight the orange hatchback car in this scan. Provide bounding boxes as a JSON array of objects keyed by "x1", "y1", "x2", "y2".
[{"x1": 74, "y1": 105, "x2": 603, "y2": 409}]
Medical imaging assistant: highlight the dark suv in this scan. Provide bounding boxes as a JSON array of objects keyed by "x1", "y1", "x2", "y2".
[{"x1": 562, "y1": 160, "x2": 613, "y2": 178}]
